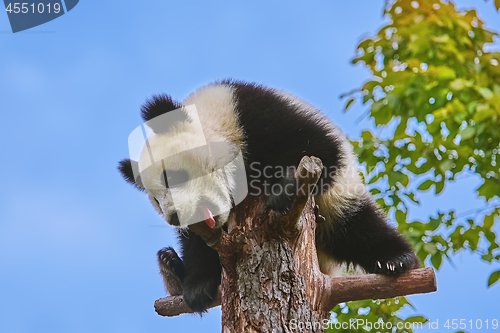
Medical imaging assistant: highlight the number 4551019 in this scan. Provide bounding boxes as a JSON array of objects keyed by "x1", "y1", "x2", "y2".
[
  {"x1": 5, "y1": 3, "x2": 62, "y2": 14},
  {"x1": 444, "y1": 319, "x2": 498, "y2": 330}
]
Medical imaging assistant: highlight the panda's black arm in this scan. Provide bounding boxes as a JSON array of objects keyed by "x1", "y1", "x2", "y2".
[{"x1": 178, "y1": 229, "x2": 222, "y2": 313}]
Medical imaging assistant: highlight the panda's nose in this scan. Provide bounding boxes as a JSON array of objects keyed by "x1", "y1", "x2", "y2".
[{"x1": 169, "y1": 212, "x2": 180, "y2": 226}]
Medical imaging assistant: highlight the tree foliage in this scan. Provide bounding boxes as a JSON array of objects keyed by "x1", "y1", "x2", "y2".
[{"x1": 333, "y1": 0, "x2": 500, "y2": 330}]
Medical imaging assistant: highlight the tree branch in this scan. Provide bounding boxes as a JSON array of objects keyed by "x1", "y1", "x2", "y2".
[
  {"x1": 154, "y1": 267, "x2": 436, "y2": 317},
  {"x1": 322, "y1": 267, "x2": 436, "y2": 311}
]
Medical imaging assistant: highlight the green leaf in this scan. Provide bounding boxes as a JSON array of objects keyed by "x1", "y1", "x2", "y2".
[
  {"x1": 405, "y1": 315, "x2": 428, "y2": 324},
  {"x1": 478, "y1": 88, "x2": 494, "y2": 100},
  {"x1": 434, "y1": 66, "x2": 456, "y2": 80},
  {"x1": 460, "y1": 126, "x2": 476, "y2": 140},
  {"x1": 404, "y1": 192, "x2": 420, "y2": 204},
  {"x1": 361, "y1": 131, "x2": 373, "y2": 140},
  {"x1": 389, "y1": 171, "x2": 405, "y2": 188},
  {"x1": 429, "y1": 216, "x2": 441, "y2": 230},
  {"x1": 488, "y1": 270, "x2": 500, "y2": 287},
  {"x1": 450, "y1": 78, "x2": 467, "y2": 90},
  {"x1": 484, "y1": 213, "x2": 495, "y2": 229},
  {"x1": 431, "y1": 35, "x2": 450, "y2": 43},
  {"x1": 424, "y1": 243, "x2": 438, "y2": 255},
  {"x1": 496, "y1": 0, "x2": 500, "y2": 11},
  {"x1": 363, "y1": 92, "x2": 374, "y2": 103},
  {"x1": 431, "y1": 252, "x2": 443, "y2": 269},
  {"x1": 473, "y1": 106, "x2": 496, "y2": 123},
  {"x1": 401, "y1": 173, "x2": 410, "y2": 187},
  {"x1": 463, "y1": 228, "x2": 480, "y2": 250},
  {"x1": 419, "y1": 161, "x2": 435, "y2": 174},
  {"x1": 362, "y1": 80, "x2": 380, "y2": 91},
  {"x1": 394, "y1": 119, "x2": 407, "y2": 140},
  {"x1": 396, "y1": 209, "x2": 407, "y2": 224},
  {"x1": 477, "y1": 180, "x2": 500, "y2": 201},
  {"x1": 418, "y1": 180, "x2": 435, "y2": 191},
  {"x1": 344, "y1": 98, "x2": 355, "y2": 111},
  {"x1": 435, "y1": 180, "x2": 445, "y2": 195},
  {"x1": 372, "y1": 104, "x2": 393, "y2": 125},
  {"x1": 439, "y1": 160, "x2": 453, "y2": 174},
  {"x1": 482, "y1": 253, "x2": 494, "y2": 262}
]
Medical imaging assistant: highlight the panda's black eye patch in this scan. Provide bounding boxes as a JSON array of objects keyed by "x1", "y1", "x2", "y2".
[{"x1": 161, "y1": 169, "x2": 190, "y2": 188}]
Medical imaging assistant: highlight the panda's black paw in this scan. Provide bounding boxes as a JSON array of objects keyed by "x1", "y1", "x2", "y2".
[
  {"x1": 182, "y1": 277, "x2": 220, "y2": 314},
  {"x1": 372, "y1": 253, "x2": 420, "y2": 275},
  {"x1": 268, "y1": 177, "x2": 296, "y2": 214},
  {"x1": 157, "y1": 247, "x2": 185, "y2": 296},
  {"x1": 158, "y1": 247, "x2": 185, "y2": 278}
]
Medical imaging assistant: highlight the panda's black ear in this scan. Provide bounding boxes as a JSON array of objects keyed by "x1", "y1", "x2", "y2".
[
  {"x1": 141, "y1": 94, "x2": 189, "y2": 133},
  {"x1": 118, "y1": 159, "x2": 145, "y2": 191}
]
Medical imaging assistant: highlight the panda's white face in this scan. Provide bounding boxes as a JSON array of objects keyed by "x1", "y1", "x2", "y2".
[{"x1": 137, "y1": 130, "x2": 234, "y2": 228}]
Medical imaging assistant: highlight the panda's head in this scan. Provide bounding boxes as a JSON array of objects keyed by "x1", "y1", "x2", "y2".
[{"x1": 118, "y1": 94, "x2": 242, "y2": 228}]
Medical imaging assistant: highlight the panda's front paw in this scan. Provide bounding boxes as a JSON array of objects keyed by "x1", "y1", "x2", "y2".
[
  {"x1": 157, "y1": 247, "x2": 185, "y2": 296},
  {"x1": 158, "y1": 247, "x2": 185, "y2": 278},
  {"x1": 182, "y1": 278, "x2": 220, "y2": 314},
  {"x1": 372, "y1": 253, "x2": 420, "y2": 275}
]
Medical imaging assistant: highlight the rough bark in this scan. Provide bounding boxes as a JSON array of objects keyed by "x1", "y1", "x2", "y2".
[{"x1": 154, "y1": 156, "x2": 437, "y2": 332}]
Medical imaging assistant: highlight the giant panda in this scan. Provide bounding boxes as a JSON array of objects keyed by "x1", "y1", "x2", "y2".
[{"x1": 118, "y1": 80, "x2": 420, "y2": 313}]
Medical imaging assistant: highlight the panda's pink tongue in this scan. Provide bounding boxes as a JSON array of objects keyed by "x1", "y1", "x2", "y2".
[{"x1": 202, "y1": 206, "x2": 216, "y2": 229}]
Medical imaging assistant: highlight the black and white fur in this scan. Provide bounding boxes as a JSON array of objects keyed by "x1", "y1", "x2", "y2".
[{"x1": 118, "y1": 80, "x2": 420, "y2": 313}]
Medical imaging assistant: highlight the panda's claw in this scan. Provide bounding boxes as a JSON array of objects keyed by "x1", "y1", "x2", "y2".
[
  {"x1": 314, "y1": 205, "x2": 326, "y2": 223},
  {"x1": 371, "y1": 253, "x2": 420, "y2": 275},
  {"x1": 158, "y1": 247, "x2": 184, "y2": 273}
]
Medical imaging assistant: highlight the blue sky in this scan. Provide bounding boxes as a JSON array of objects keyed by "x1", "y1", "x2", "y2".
[{"x1": 0, "y1": 1, "x2": 499, "y2": 332}]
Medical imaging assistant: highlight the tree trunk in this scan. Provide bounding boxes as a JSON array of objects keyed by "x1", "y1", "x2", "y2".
[
  {"x1": 219, "y1": 196, "x2": 329, "y2": 332},
  {"x1": 191, "y1": 156, "x2": 330, "y2": 332}
]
